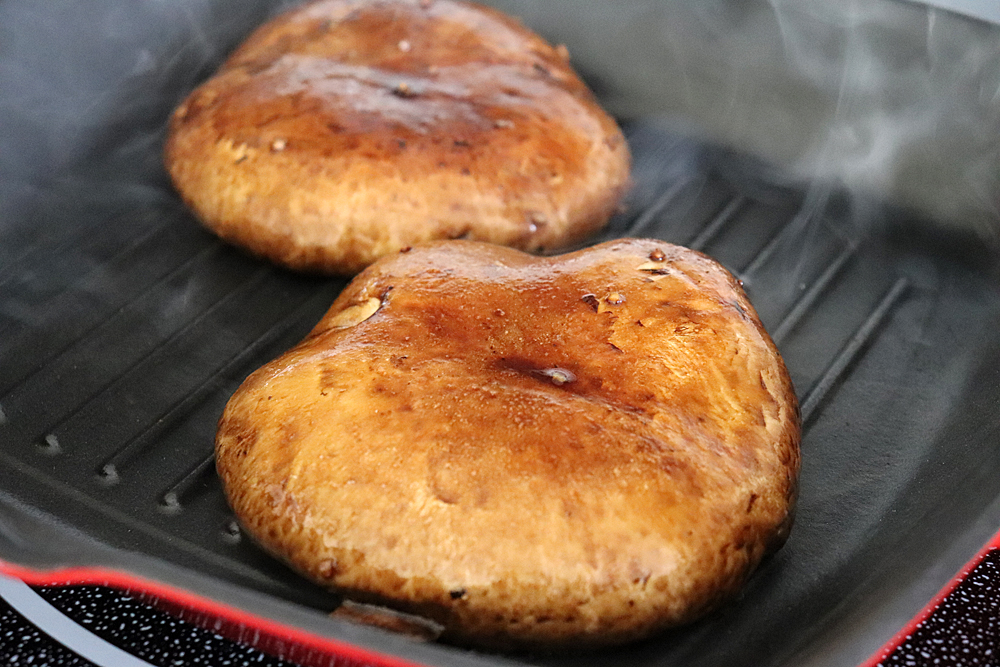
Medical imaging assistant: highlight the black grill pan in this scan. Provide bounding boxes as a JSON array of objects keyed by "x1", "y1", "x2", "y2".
[{"x1": 2, "y1": 2, "x2": 1000, "y2": 666}]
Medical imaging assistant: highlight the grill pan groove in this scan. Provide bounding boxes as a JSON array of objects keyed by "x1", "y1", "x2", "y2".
[
  {"x1": 799, "y1": 276, "x2": 911, "y2": 425},
  {"x1": 98, "y1": 284, "x2": 339, "y2": 488},
  {"x1": 687, "y1": 195, "x2": 746, "y2": 252},
  {"x1": 36, "y1": 264, "x2": 276, "y2": 459},
  {"x1": 771, "y1": 245, "x2": 856, "y2": 346},
  {"x1": 0, "y1": 224, "x2": 223, "y2": 395},
  {"x1": 159, "y1": 452, "x2": 217, "y2": 513}
]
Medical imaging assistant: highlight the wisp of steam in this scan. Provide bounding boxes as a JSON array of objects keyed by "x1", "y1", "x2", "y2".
[
  {"x1": 1, "y1": 0, "x2": 998, "y2": 252},
  {"x1": 495, "y1": 0, "x2": 1000, "y2": 240}
]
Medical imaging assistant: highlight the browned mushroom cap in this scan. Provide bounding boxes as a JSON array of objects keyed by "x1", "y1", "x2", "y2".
[
  {"x1": 164, "y1": 0, "x2": 631, "y2": 275},
  {"x1": 215, "y1": 238, "x2": 801, "y2": 650}
]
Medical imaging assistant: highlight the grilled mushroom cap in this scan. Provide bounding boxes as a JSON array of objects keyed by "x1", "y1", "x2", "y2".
[
  {"x1": 215, "y1": 238, "x2": 801, "y2": 650},
  {"x1": 165, "y1": 0, "x2": 630, "y2": 275}
]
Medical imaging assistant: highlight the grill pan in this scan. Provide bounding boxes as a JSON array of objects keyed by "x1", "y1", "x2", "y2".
[{"x1": 2, "y1": 1, "x2": 1000, "y2": 665}]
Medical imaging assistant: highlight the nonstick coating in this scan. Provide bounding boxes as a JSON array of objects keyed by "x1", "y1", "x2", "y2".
[{"x1": 1, "y1": 2, "x2": 1000, "y2": 666}]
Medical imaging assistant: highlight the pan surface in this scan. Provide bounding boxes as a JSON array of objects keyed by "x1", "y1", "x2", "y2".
[{"x1": 1, "y1": 2, "x2": 999, "y2": 665}]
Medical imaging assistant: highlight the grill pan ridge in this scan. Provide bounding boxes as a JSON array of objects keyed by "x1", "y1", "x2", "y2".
[{"x1": 2, "y1": 2, "x2": 1000, "y2": 666}]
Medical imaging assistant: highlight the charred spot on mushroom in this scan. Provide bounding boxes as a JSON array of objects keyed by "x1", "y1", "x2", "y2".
[
  {"x1": 540, "y1": 367, "x2": 577, "y2": 386},
  {"x1": 392, "y1": 81, "x2": 418, "y2": 98},
  {"x1": 497, "y1": 357, "x2": 577, "y2": 388}
]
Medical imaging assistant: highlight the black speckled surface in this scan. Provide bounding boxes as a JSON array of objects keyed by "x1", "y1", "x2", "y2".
[
  {"x1": 31, "y1": 585, "x2": 300, "y2": 667},
  {"x1": 3, "y1": 549, "x2": 999, "y2": 666},
  {"x1": 878, "y1": 549, "x2": 999, "y2": 667},
  {"x1": 0, "y1": 594, "x2": 98, "y2": 666}
]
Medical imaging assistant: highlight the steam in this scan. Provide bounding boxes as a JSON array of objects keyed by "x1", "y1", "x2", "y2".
[
  {"x1": 0, "y1": 0, "x2": 278, "y2": 190},
  {"x1": 494, "y1": 0, "x2": 1000, "y2": 237},
  {"x1": 2, "y1": 0, "x2": 998, "y2": 244},
  {"x1": 767, "y1": 0, "x2": 1000, "y2": 232},
  {"x1": 0, "y1": 0, "x2": 300, "y2": 334}
]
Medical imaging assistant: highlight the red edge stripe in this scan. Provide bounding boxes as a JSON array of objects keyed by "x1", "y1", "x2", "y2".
[
  {"x1": 10, "y1": 529, "x2": 999, "y2": 667},
  {"x1": 858, "y1": 527, "x2": 1000, "y2": 667},
  {"x1": 0, "y1": 560, "x2": 429, "y2": 667}
]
